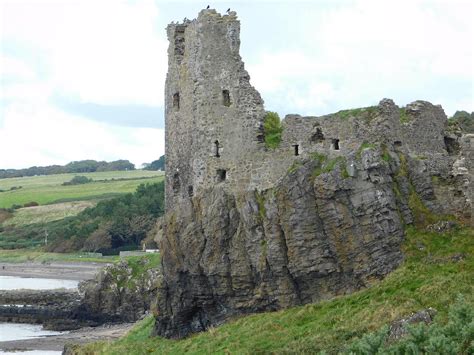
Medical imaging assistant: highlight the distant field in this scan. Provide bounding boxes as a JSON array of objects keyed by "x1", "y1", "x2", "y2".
[
  {"x1": 3, "y1": 201, "x2": 95, "y2": 227},
  {"x1": 0, "y1": 249, "x2": 121, "y2": 263},
  {"x1": 0, "y1": 170, "x2": 164, "y2": 208}
]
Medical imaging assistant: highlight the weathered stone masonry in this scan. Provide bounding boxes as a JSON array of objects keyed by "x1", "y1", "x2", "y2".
[{"x1": 157, "y1": 9, "x2": 472, "y2": 338}]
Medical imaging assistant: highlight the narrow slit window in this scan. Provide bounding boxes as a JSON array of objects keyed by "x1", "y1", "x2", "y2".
[
  {"x1": 293, "y1": 144, "x2": 299, "y2": 156},
  {"x1": 172, "y1": 172, "x2": 180, "y2": 193},
  {"x1": 173, "y1": 93, "x2": 180, "y2": 110},
  {"x1": 217, "y1": 169, "x2": 227, "y2": 182},
  {"x1": 222, "y1": 90, "x2": 231, "y2": 106},
  {"x1": 332, "y1": 139, "x2": 340, "y2": 150},
  {"x1": 188, "y1": 186, "x2": 194, "y2": 197},
  {"x1": 214, "y1": 140, "x2": 221, "y2": 157}
]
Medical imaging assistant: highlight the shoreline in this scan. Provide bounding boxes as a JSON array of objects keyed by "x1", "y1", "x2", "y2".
[
  {"x1": 0, "y1": 260, "x2": 126, "y2": 352},
  {"x1": 0, "y1": 322, "x2": 135, "y2": 351},
  {"x1": 0, "y1": 261, "x2": 110, "y2": 281}
]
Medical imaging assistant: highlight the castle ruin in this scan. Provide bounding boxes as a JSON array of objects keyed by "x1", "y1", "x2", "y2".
[{"x1": 157, "y1": 9, "x2": 473, "y2": 338}]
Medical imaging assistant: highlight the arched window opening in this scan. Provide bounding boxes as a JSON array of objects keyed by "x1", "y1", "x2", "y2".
[
  {"x1": 332, "y1": 139, "x2": 340, "y2": 150},
  {"x1": 311, "y1": 127, "x2": 325, "y2": 143}
]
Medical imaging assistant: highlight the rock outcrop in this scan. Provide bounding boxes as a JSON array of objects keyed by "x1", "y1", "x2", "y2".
[
  {"x1": 154, "y1": 9, "x2": 473, "y2": 339},
  {"x1": 154, "y1": 143, "x2": 463, "y2": 338},
  {"x1": 78, "y1": 259, "x2": 160, "y2": 324}
]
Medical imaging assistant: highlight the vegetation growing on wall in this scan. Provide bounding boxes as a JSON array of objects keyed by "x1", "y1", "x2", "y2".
[
  {"x1": 336, "y1": 106, "x2": 378, "y2": 121},
  {"x1": 263, "y1": 111, "x2": 283, "y2": 149}
]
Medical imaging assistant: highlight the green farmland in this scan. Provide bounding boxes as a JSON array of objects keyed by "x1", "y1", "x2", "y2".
[{"x1": 0, "y1": 170, "x2": 164, "y2": 208}]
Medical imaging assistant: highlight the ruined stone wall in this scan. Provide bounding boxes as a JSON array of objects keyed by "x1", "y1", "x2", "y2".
[
  {"x1": 165, "y1": 10, "x2": 265, "y2": 210},
  {"x1": 157, "y1": 9, "x2": 473, "y2": 339},
  {"x1": 164, "y1": 11, "x2": 463, "y2": 207}
]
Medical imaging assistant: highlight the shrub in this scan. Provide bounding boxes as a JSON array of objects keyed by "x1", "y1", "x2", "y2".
[
  {"x1": 23, "y1": 201, "x2": 39, "y2": 208},
  {"x1": 346, "y1": 295, "x2": 473, "y2": 354},
  {"x1": 62, "y1": 175, "x2": 93, "y2": 186},
  {"x1": 263, "y1": 111, "x2": 283, "y2": 149}
]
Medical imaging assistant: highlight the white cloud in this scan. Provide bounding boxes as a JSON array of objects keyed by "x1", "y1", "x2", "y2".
[
  {"x1": 248, "y1": 0, "x2": 473, "y2": 116},
  {"x1": 2, "y1": 0, "x2": 167, "y2": 106},
  {"x1": 0, "y1": 102, "x2": 164, "y2": 169}
]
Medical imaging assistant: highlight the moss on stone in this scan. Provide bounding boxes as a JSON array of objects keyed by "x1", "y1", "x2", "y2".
[
  {"x1": 263, "y1": 111, "x2": 283, "y2": 149},
  {"x1": 356, "y1": 142, "x2": 376, "y2": 159},
  {"x1": 337, "y1": 106, "x2": 378, "y2": 121},
  {"x1": 381, "y1": 143, "x2": 392, "y2": 162},
  {"x1": 399, "y1": 108, "x2": 410, "y2": 124},
  {"x1": 255, "y1": 191, "x2": 266, "y2": 222},
  {"x1": 312, "y1": 156, "x2": 347, "y2": 179}
]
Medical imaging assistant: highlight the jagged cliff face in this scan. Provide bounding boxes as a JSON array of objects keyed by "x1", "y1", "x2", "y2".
[
  {"x1": 155, "y1": 10, "x2": 473, "y2": 339},
  {"x1": 154, "y1": 139, "x2": 471, "y2": 338}
]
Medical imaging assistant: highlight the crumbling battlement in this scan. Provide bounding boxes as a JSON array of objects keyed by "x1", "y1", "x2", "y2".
[{"x1": 165, "y1": 10, "x2": 469, "y2": 216}]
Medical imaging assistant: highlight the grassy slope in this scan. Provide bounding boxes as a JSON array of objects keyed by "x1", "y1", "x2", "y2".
[
  {"x1": 3, "y1": 201, "x2": 95, "y2": 226},
  {"x1": 77, "y1": 226, "x2": 473, "y2": 354},
  {"x1": 0, "y1": 170, "x2": 164, "y2": 208}
]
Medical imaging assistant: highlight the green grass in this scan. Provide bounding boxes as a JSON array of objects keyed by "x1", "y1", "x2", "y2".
[
  {"x1": 312, "y1": 156, "x2": 347, "y2": 179},
  {"x1": 263, "y1": 112, "x2": 283, "y2": 149},
  {"x1": 0, "y1": 170, "x2": 164, "y2": 208},
  {"x1": 0, "y1": 249, "x2": 120, "y2": 263},
  {"x1": 76, "y1": 225, "x2": 473, "y2": 354},
  {"x1": 399, "y1": 108, "x2": 410, "y2": 124},
  {"x1": 3, "y1": 201, "x2": 95, "y2": 227},
  {"x1": 336, "y1": 106, "x2": 378, "y2": 121}
]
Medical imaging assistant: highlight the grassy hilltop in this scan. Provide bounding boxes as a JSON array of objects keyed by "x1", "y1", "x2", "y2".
[
  {"x1": 0, "y1": 170, "x2": 164, "y2": 208},
  {"x1": 0, "y1": 170, "x2": 164, "y2": 250}
]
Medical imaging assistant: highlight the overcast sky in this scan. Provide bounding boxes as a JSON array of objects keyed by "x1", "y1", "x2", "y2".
[{"x1": 1, "y1": 0, "x2": 472, "y2": 169}]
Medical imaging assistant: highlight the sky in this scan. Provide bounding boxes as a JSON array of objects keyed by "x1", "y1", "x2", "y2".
[{"x1": 0, "y1": 0, "x2": 472, "y2": 169}]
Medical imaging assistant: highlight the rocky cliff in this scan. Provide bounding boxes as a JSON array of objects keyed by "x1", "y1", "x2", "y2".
[
  {"x1": 155, "y1": 9, "x2": 472, "y2": 339},
  {"x1": 154, "y1": 129, "x2": 471, "y2": 338}
]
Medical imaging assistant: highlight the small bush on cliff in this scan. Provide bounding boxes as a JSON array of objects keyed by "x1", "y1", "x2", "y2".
[{"x1": 263, "y1": 111, "x2": 283, "y2": 149}]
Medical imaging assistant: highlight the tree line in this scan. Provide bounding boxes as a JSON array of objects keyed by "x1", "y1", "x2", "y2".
[{"x1": 0, "y1": 160, "x2": 135, "y2": 179}]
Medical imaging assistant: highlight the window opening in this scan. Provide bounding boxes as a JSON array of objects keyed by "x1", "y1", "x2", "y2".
[
  {"x1": 172, "y1": 173, "x2": 180, "y2": 193},
  {"x1": 332, "y1": 139, "x2": 340, "y2": 150},
  {"x1": 293, "y1": 144, "x2": 299, "y2": 156},
  {"x1": 217, "y1": 169, "x2": 227, "y2": 182},
  {"x1": 222, "y1": 90, "x2": 231, "y2": 106},
  {"x1": 173, "y1": 93, "x2": 180, "y2": 110},
  {"x1": 311, "y1": 128, "x2": 325, "y2": 143},
  {"x1": 214, "y1": 140, "x2": 221, "y2": 157}
]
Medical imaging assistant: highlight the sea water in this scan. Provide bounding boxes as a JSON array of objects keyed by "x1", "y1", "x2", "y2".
[
  {"x1": 0, "y1": 276, "x2": 76, "y2": 354},
  {"x1": 0, "y1": 323, "x2": 63, "y2": 354}
]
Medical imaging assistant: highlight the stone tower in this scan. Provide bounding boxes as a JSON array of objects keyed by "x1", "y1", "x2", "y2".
[{"x1": 165, "y1": 9, "x2": 265, "y2": 210}]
